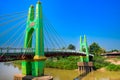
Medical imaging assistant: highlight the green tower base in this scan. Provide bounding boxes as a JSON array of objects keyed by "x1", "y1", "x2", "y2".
[{"x1": 22, "y1": 60, "x2": 45, "y2": 77}]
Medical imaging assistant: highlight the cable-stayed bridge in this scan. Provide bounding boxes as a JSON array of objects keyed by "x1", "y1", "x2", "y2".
[
  {"x1": 0, "y1": 1, "x2": 93, "y2": 78},
  {"x1": 0, "y1": 2, "x2": 93, "y2": 62}
]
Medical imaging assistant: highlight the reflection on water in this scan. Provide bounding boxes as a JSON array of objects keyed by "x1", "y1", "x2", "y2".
[
  {"x1": 0, "y1": 62, "x2": 21, "y2": 80},
  {"x1": 0, "y1": 62, "x2": 79, "y2": 80},
  {"x1": 1, "y1": 62, "x2": 120, "y2": 80}
]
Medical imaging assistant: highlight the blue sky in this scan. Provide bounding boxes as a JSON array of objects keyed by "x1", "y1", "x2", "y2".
[{"x1": 0, "y1": 0, "x2": 120, "y2": 50}]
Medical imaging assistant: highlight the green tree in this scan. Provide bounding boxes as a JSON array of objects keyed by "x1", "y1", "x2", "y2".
[
  {"x1": 110, "y1": 49, "x2": 119, "y2": 52},
  {"x1": 61, "y1": 47, "x2": 66, "y2": 50},
  {"x1": 67, "y1": 44, "x2": 76, "y2": 50},
  {"x1": 89, "y1": 42, "x2": 105, "y2": 56}
]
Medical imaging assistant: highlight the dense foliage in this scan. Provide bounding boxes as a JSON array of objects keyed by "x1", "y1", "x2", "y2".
[
  {"x1": 89, "y1": 42, "x2": 106, "y2": 55},
  {"x1": 106, "y1": 64, "x2": 120, "y2": 71},
  {"x1": 93, "y1": 56, "x2": 110, "y2": 69},
  {"x1": 67, "y1": 44, "x2": 76, "y2": 50},
  {"x1": 110, "y1": 49, "x2": 119, "y2": 52},
  {"x1": 45, "y1": 56, "x2": 79, "y2": 70}
]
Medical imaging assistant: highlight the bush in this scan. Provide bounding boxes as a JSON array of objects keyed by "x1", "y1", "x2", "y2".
[
  {"x1": 106, "y1": 64, "x2": 120, "y2": 71},
  {"x1": 93, "y1": 56, "x2": 110, "y2": 69},
  {"x1": 45, "y1": 56, "x2": 79, "y2": 70}
]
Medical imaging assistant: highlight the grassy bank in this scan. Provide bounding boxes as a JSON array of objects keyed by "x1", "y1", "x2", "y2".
[
  {"x1": 93, "y1": 56, "x2": 120, "y2": 71},
  {"x1": 11, "y1": 56, "x2": 120, "y2": 71}
]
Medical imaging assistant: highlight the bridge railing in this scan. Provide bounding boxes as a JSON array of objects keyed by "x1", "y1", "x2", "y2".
[
  {"x1": 44, "y1": 48, "x2": 85, "y2": 54},
  {"x1": 0, "y1": 48, "x2": 94, "y2": 61},
  {"x1": 0, "y1": 48, "x2": 35, "y2": 54},
  {"x1": 0, "y1": 48, "x2": 85, "y2": 54},
  {"x1": 0, "y1": 48, "x2": 95, "y2": 57}
]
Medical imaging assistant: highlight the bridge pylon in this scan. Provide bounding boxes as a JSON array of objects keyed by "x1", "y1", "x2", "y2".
[
  {"x1": 79, "y1": 35, "x2": 89, "y2": 62},
  {"x1": 77, "y1": 35, "x2": 93, "y2": 74},
  {"x1": 22, "y1": 1, "x2": 46, "y2": 77}
]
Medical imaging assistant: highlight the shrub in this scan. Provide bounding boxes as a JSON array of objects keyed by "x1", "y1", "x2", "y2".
[
  {"x1": 106, "y1": 64, "x2": 120, "y2": 71},
  {"x1": 45, "y1": 56, "x2": 79, "y2": 70},
  {"x1": 93, "y1": 56, "x2": 110, "y2": 69}
]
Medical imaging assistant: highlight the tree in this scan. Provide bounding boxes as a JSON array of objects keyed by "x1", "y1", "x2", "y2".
[
  {"x1": 61, "y1": 47, "x2": 66, "y2": 50},
  {"x1": 67, "y1": 44, "x2": 76, "y2": 50},
  {"x1": 110, "y1": 49, "x2": 119, "y2": 52},
  {"x1": 89, "y1": 42, "x2": 105, "y2": 56}
]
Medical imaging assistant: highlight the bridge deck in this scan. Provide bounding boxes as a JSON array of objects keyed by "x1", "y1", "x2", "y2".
[{"x1": 0, "y1": 48, "x2": 93, "y2": 62}]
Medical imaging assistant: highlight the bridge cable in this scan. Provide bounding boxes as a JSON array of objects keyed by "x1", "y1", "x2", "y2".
[
  {"x1": 0, "y1": 13, "x2": 27, "y2": 24},
  {"x1": 44, "y1": 33, "x2": 49, "y2": 51},
  {"x1": 0, "y1": 27, "x2": 26, "y2": 59},
  {"x1": 43, "y1": 16, "x2": 67, "y2": 49},
  {"x1": 44, "y1": 23, "x2": 56, "y2": 49},
  {"x1": 0, "y1": 19, "x2": 27, "y2": 47},
  {"x1": 44, "y1": 27, "x2": 55, "y2": 50},
  {"x1": 9, "y1": 22, "x2": 26, "y2": 48},
  {"x1": 45, "y1": 22, "x2": 61, "y2": 49},
  {"x1": 0, "y1": 20, "x2": 26, "y2": 58},
  {"x1": 43, "y1": 16, "x2": 67, "y2": 47},
  {"x1": 16, "y1": 25, "x2": 26, "y2": 48},
  {"x1": 0, "y1": 10, "x2": 27, "y2": 18},
  {"x1": 47, "y1": 21, "x2": 67, "y2": 48},
  {"x1": 0, "y1": 15, "x2": 27, "y2": 38},
  {"x1": 0, "y1": 14, "x2": 27, "y2": 27},
  {"x1": 43, "y1": 16, "x2": 61, "y2": 49}
]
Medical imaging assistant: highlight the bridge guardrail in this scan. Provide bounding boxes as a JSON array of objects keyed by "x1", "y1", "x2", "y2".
[{"x1": 0, "y1": 48, "x2": 93, "y2": 56}]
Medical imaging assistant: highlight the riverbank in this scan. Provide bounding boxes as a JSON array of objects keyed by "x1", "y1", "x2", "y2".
[
  {"x1": 10, "y1": 56, "x2": 120, "y2": 80},
  {"x1": 82, "y1": 67, "x2": 120, "y2": 80}
]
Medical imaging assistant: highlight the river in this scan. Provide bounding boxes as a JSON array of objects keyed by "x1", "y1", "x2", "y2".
[
  {"x1": 0, "y1": 62, "x2": 79, "y2": 80},
  {"x1": 82, "y1": 69, "x2": 120, "y2": 80},
  {"x1": 0, "y1": 62, "x2": 120, "y2": 80}
]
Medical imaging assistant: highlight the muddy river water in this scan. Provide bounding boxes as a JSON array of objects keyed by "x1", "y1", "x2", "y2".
[{"x1": 0, "y1": 62, "x2": 120, "y2": 80}]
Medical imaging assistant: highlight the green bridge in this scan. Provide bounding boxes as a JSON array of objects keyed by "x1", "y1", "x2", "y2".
[{"x1": 0, "y1": 1, "x2": 93, "y2": 79}]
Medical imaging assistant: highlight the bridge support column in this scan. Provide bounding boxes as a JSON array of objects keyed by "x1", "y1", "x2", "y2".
[
  {"x1": 79, "y1": 35, "x2": 89, "y2": 62},
  {"x1": 22, "y1": 60, "x2": 46, "y2": 77},
  {"x1": 32, "y1": 61, "x2": 45, "y2": 76},
  {"x1": 77, "y1": 62, "x2": 93, "y2": 73},
  {"x1": 78, "y1": 35, "x2": 93, "y2": 74},
  {"x1": 22, "y1": 61, "x2": 32, "y2": 75},
  {"x1": 21, "y1": 1, "x2": 47, "y2": 77}
]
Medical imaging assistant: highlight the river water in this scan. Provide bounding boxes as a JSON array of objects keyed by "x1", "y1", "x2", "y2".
[
  {"x1": 0, "y1": 62, "x2": 21, "y2": 80},
  {"x1": 0, "y1": 62, "x2": 120, "y2": 80},
  {"x1": 0, "y1": 62, "x2": 79, "y2": 80}
]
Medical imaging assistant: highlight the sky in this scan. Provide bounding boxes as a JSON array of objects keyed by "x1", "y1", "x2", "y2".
[{"x1": 0, "y1": 0, "x2": 120, "y2": 50}]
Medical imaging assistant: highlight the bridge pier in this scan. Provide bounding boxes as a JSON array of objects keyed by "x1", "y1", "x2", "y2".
[
  {"x1": 78, "y1": 36, "x2": 94, "y2": 73},
  {"x1": 14, "y1": 74, "x2": 53, "y2": 80},
  {"x1": 14, "y1": 59, "x2": 53, "y2": 80},
  {"x1": 22, "y1": 60, "x2": 46, "y2": 76},
  {"x1": 77, "y1": 62, "x2": 93, "y2": 74}
]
